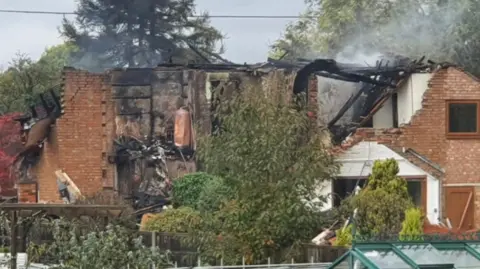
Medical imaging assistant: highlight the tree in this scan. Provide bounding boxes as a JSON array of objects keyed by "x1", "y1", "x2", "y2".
[
  {"x1": 172, "y1": 172, "x2": 218, "y2": 208},
  {"x1": 270, "y1": 0, "x2": 405, "y2": 59},
  {"x1": 0, "y1": 43, "x2": 77, "y2": 114},
  {"x1": 172, "y1": 172, "x2": 233, "y2": 212},
  {"x1": 350, "y1": 159, "x2": 413, "y2": 238},
  {"x1": 272, "y1": 0, "x2": 480, "y2": 75},
  {"x1": 195, "y1": 86, "x2": 339, "y2": 263},
  {"x1": 197, "y1": 176, "x2": 234, "y2": 212},
  {"x1": 62, "y1": 0, "x2": 224, "y2": 71}
]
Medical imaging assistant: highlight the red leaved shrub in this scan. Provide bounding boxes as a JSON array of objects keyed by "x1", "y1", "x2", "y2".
[{"x1": 0, "y1": 113, "x2": 22, "y2": 197}]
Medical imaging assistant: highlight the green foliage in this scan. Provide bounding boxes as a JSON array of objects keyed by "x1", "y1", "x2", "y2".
[
  {"x1": 334, "y1": 224, "x2": 353, "y2": 247},
  {"x1": 143, "y1": 207, "x2": 203, "y2": 233},
  {"x1": 197, "y1": 176, "x2": 235, "y2": 212},
  {"x1": 0, "y1": 43, "x2": 77, "y2": 114},
  {"x1": 31, "y1": 218, "x2": 169, "y2": 269},
  {"x1": 61, "y1": 0, "x2": 224, "y2": 70},
  {"x1": 195, "y1": 86, "x2": 339, "y2": 263},
  {"x1": 172, "y1": 172, "x2": 220, "y2": 208},
  {"x1": 351, "y1": 159, "x2": 413, "y2": 237},
  {"x1": 272, "y1": 0, "x2": 480, "y2": 76},
  {"x1": 399, "y1": 207, "x2": 424, "y2": 241}
]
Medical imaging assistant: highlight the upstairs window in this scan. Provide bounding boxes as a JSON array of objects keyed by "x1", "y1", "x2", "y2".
[{"x1": 446, "y1": 100, "x2": 480, "y2": 138}]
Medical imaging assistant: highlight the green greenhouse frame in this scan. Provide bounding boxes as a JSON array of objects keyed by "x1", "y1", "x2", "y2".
[{"x1": 328, "y1": 234, "x2": 480, "y2": 269}]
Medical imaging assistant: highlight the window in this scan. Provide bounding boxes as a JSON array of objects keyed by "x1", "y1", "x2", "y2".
[{"x1": 446, "y1": 100, "x2": 480, "y2": 138}]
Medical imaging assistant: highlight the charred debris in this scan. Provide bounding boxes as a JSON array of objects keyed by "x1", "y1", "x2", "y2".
[
  {"x1": 272, "y1": 56, "x2": 453, "y2": 143},
  {"x1": 8, "y1": 55, "x2": 451, "y2": 215}
]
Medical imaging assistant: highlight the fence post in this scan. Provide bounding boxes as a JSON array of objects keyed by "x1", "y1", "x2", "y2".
[
  {"x1": 220, "y1": 257, "x2": 224, "y2": 268},
  {"x1": 267, "y1": 257, "x2": 271, "y2": 267},
  {"x1": 242, "y1": 256, "x2": 245, "y2": 269},
  {"x1": 291, "y1": 258, "x2": 294, "y2": 264},
  {"x1": 310, "y1": 256, "x2": 314, "y2": 264},
  {"x1": 151, "y1": 231, "x2": 156, "y2": 250},
  {"x1": 198, "y1": 256, "x2": 201, "y2": 267}
]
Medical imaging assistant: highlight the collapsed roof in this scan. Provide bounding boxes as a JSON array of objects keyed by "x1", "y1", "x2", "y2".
[{"x1": 268, "y1": 56, "x2": 453, "y2": 143}]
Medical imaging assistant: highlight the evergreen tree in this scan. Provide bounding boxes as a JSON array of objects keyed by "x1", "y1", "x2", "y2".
[{"x1": 62, "y1": 0, "x2": 224, "y2": 71}]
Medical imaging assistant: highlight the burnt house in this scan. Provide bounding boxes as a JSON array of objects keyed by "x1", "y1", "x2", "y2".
[
  {"x1": 14, "y1": 62, "x2": 302, "y2": 207},
  {"x1": 307, "y1": 56, "x2": 480, "y2": 231}
]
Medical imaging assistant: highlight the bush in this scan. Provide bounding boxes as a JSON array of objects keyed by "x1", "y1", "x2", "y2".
[
  {"x1": 350, "y1": 159, "x2": 413, "y2": 238},
  {"x1": 143, "y1": 207, "x2": 202, "y2": 233},
  {"x1": 197, "y1": 177, "x2": 234, "y2": 212},
  {"x1": 399, "y1": 207, "x2": 424, "y2": 241},
  {"x1": 334, "y1": 224, "x2": 353, "y2": 247},
  {"x1": 172, "y1": 172, "x2": 220, "y2": 208},
  {"x1": 27, "y1": 218, "x2": 169, "y2": 269}
]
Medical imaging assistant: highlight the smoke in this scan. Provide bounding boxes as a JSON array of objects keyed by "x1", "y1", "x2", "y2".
[
  {"x1": 332, "y1": 0, "x2": 469, "y2": 65},
  {"x1": 335, "y1": 47, "x2": 383, "y2": 66}
]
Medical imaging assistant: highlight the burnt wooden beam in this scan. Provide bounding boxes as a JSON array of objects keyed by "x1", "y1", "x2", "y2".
[
  {"x1": 315, "y1": 72, "x2": 361, "y2": 83},
  {"x1": 39, "y1": 94, "x2": 51, "y2": 113},
  {"x1": 328, "y1": 84, "x2": 378, "y2": 128},
  {"x1": 49, "y1": 89, "x2": 62, "y2": 114}
]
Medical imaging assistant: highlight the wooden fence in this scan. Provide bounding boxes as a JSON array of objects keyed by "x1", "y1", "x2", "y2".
[
  {"x1": 139, "y1": 232, "x2": 347, "y2": 266},
  {"x1": 2, "y1": 228, "x2": 347, "y2": 267}
]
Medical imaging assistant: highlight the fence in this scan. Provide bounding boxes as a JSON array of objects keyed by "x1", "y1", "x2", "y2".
[
  {"x1": 140, "y1": 232, "x2": 347, "y2": 267},
  {"x1": 170, "y1": 262, "x2": 333, "y2": 269}
]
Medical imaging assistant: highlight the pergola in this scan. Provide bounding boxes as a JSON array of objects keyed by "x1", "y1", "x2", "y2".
[{"x1": 0, "y1": 203, "x2": 126, "y2": 269}]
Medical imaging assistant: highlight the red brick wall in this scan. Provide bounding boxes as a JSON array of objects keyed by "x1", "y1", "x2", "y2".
[
  {"x1": 347, "y1": 68, "x2": 480, "y2": 183},
  {"x1": 346, "y1": 67, "x2": 480, "y2": 226},
  {"x1": 17, "y1": 182, "x2": 37, "y2": 203},
  {"x1": 31, "y1": 70, "x2": 115, "y2": 203}
]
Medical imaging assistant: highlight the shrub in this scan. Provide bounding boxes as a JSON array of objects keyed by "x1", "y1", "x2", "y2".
[
  {"x1": 172, "y1": 172, "x2": 219, "y2": 208},
  {"x1": 197, "y1": 177, "x2": 234, "y2": 212},
  {"x1": 334, "y1": 224, "x2": 353, "y2": 247},
  {"x1": 399, "y1": 207, "x2": 424, "y2": 241},
  {"x1": 351, "y1": 159, "x2": 413, "y2": 238},
  {"x1": 143, "y1": 207, "x2": 202, "y2": 233}
]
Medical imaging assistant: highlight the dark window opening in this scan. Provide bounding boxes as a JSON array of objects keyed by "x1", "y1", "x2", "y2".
[
  {"x1": 333, "y1": 178, "x2": 424, "y2": 209},
  {"x1": 407, "y1": 181, "x2": 423, "y2": 208},
  {"x1": 447, "y1": 101, "x2": 480, "y2": 138}
]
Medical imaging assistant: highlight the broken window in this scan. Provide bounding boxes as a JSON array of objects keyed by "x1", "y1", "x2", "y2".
[{"x1": 447, "y1": 101, "x2": 480, "y2": 138}]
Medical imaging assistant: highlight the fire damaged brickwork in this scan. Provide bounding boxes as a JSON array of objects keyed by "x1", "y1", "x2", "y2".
[
  {"x1": 21, "y1": 65, "x2": 300, "y2": 204},
  {"x1": 28, "y1": 71, "x2": 113, "y2": 202},
  {"x1": 342, "y1": 67, "x2": 480, "y2": 228}
]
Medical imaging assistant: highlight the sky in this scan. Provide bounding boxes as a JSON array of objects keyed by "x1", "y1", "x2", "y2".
[{"x1": 0, "y1": 0, "x2": 307, "y2": 67}]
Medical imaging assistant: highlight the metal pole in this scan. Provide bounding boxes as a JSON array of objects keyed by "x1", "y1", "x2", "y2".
[{"x1": 10, "y1": 211, "x2": 17, "y2": 269}]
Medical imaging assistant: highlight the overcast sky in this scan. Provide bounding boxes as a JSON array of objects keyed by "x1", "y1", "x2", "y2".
[{"x1": 0, "y1": 0, "x2": 306, "y2": 67}]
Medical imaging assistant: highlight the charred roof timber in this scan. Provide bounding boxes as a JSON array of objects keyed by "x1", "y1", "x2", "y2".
[{"x1": 278, "y1": 56, "x2": 453, "y2": 143}]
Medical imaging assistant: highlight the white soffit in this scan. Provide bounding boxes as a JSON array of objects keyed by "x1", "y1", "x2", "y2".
[{"x1": 338, "y1": 141, "x2": 428, "y2": 178}]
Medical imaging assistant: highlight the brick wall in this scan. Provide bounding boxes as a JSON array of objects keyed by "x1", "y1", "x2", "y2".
[
  {"x1": 17, "y1": 182, "x2": 37, "y2": 203},
  {"x1": 31, "y1": 70, "x2": 115, "y2": 203},
  {"x1": 345, "y1": 67, "x2": 480, "y2": 226}
]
